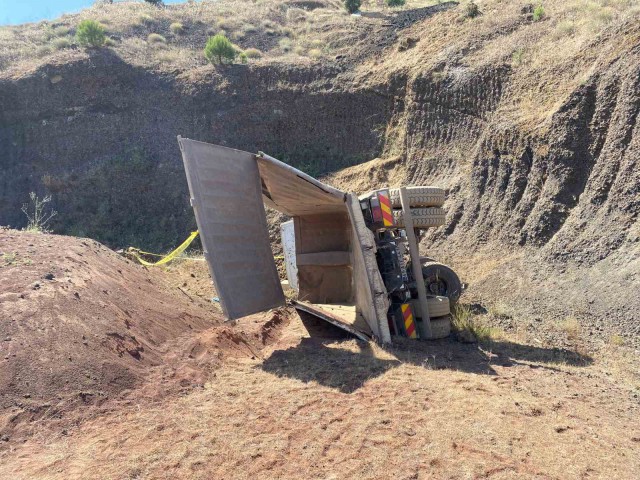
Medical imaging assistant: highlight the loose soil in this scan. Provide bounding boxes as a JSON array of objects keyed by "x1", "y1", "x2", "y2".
[
  {"x1": 1, "y1": 231, "x2": 638, "y2": 479},
  {"x1": 0, "y1": 230, "x2": 285, "y2": 446}
]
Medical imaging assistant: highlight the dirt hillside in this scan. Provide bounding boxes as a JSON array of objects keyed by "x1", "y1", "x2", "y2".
[
  {"x1": 0, "y1": 235, "x2": 638, "y2": 479},
  {"x1": 343, "y1": 2, "x2": 640, "y2": 346},
  {"x1": 0, "y1": 228, "x2": 291, "y2": 445},
  {"x1": 1, "y1": 0, "x2": 636, "y2": 250},
  {"x1": 1, "y1": 2, "x2": 638, "y2": 349}
]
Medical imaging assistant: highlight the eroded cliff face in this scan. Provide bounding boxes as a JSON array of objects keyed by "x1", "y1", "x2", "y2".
[
  {"x1": 389, "y1": 19, "x2": 640, "y2": 342},
  {"x1": 407, "y1": 45, "x2": 639, "y2": 259},
  {"x1": 1, "y1": 2, "x2": 638, "y2": 340},
  {"x1": 322, "y1": 11, "x2": 638, "y2": 341},
  {"x1": 0, "y1": 52, "x2": 391, "y2": 247}
]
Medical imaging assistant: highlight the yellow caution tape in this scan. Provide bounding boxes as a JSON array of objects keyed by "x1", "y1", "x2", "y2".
[
  {"x1": 128, "y1": 231, "x2": 200, "y2": 266},
  {"x1": 131, "y1": 249, "x2": 205, "y2": 262},
  {"x1": 128, "y1": 230, "x2": 285, "y2": 266}
]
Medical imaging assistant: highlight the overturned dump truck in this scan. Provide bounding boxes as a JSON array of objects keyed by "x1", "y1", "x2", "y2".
[{"x1": 178, "y1": 137, "x2": 462, "y2": 344}]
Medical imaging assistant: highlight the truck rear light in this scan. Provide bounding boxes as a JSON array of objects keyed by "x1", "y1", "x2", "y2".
[{"x1": 370, "y1": 196, "x2": 383, "y2": 223}]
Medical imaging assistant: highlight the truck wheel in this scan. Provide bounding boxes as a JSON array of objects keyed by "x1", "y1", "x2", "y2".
[
  {"x1": 410, "y1": 295, "x2": 450, "y2": 318},
  {"x1": 392, "y1": 208, "x2": 446, "y2": 229},
  {"x1": 421, "y1": 262, "x2": 462, "y2": 303},
  {"x1": 428, "y1": 316, "x2": 451, "y2": 339},
  {"x1": 389, "y1": 186, "x2": 445, "y2": 208}
]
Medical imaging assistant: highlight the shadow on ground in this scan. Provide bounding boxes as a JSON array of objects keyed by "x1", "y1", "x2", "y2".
[{"x1": 261, "y1": 313, "x2": 593, "y2": 393}]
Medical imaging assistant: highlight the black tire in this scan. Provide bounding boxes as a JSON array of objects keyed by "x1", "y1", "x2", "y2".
[
  {"x1": 391, "y1": 207, "x2": 446, "y2": 229},
  {"x1": 388, "y1": 186, "x2": 445, "y2": 208},
  {"x1": 409, "y1": 296, "x2": 450, "y2": 318},
  {"x1": 428, "y1": 315, "x2": 451, "y2": 340},
  {"x1": 421, "y1": 262, "x2": 462, "y2": 303}
]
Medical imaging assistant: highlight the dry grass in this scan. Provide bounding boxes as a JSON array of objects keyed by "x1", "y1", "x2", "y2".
[
  {"x1": 609, "y1": 334, "x2": 625, "y2": 346},
  {"x1": 488, "y1": 301, "x2": 514, "y2": 319},
  {"x1": 462, "y1": 0, "x2": 639, "y2": 128},
  {"x1": 147, "y1": 33, "x2": 166, "y2": 44},
  {"x1": 278, "y1": 37, "x2": 292, "y2": 53},
  {"x1": 243, "y1": 47, "x2": 262, "y2": 59},
  {"x1": 169, "y1": 22, "x2": 184, "y2": 35},
  {"x1": 452, "y1": 303, "x2": 504, "y2": 343},
  {"x1": 1, "y1": 251, "x2": 17, "y2": 266},
  {"x1": 0, "y1": 0, "x2": 350, "y2": 74},
  {"x1": 51, "y1": 37, "x2": 72, "y2": 50},
  {"x1": 558, "y1": 316, "x2": 582, "y2": 342},
  {"x1": 1, "y1": 0, "x2": 637, "y2": 81}
]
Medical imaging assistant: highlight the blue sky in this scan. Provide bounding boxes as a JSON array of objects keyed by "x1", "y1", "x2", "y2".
[{"x1": 0, "y1": 1, "x2": 182, "y2": 26}]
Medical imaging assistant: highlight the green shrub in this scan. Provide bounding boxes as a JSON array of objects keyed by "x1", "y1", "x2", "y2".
[
  {"x1": 465, "y1": 2, "x2": 480, "y2": 18},
  {"x1": 344, "y1": 0, "x2": 361, "y2": 14},
  {"x1": 244, "y1": 48, "x2": 262, "y2": 59},
  {"x1": 147, "y1": 33, "x2": 167, "y2": 44},
  {"x1": 511, "y1": 47, "x2": 525, "y2": 66},
  {"x1": 241, "y1": 23, "x2": 258, "y2": 34},
  {"x1": 239, "y1": 52, "x2": 248, "y2": 64},
  {"x1": 36, "y1": 45, "x2": 53, "y2": 57},
  {"x1": 533, "y1": 4, "x2": 545, "y2": 21},
  {"x1": 170, "y1": 22, "x2": 184, "y2": 34},
  {"x1": 52, "y1": 37, "x2": 72, "y2": 50},
  {"x1": 279, "y1": 38, "x2": 292, "y2": 52},
  {"x1": 75, "y1": 20, "x2": 106, "y2": 48},
  {"x1": 138, "y1": 14, "x2": 154, "y2": 25},
  {"x1": 308, "y1": 48, "x2": 322, "y2": 58},
  {"x1": 104, "y1": 37, "x2": 116, "y2": 47},
  {"x1": 386, "y1": 0, "x2": 406, "y2": 7},
  {"x1": 204, "y1": 34, "x2": 236, "y2": 64}
]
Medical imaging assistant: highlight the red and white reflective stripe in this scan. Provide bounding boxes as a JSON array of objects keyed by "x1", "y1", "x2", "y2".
[{"x1": 377, "y1": 191, "x2": 394, "y2": 227}]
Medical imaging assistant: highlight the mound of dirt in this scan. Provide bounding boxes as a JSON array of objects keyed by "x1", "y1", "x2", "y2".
[{"x1": 0, "y1": 229, "x2": 224, "y2": 437}]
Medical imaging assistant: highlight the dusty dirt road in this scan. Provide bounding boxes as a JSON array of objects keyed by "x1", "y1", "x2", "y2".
[{"x1": 1, "y1": 231, "x2": 639, "y2": 479}]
